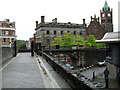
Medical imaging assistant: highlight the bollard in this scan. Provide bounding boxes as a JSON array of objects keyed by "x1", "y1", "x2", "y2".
[{"x1": 93, "y1": 72, "x2": 95, "y2": 80}]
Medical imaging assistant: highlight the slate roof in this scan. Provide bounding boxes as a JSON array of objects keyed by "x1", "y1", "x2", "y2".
[{"x1": 35, "y1": 22, "x2": 85, "y2": 30}]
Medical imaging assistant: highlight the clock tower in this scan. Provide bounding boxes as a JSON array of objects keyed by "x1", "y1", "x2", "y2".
[{"x1": 100, "y1": 1, "x2": 113, "y2": 32}]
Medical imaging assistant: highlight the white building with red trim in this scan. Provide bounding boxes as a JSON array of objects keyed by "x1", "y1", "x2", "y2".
[{"x1": 0, "y1": 19, "x2": 17, "y2": 47}]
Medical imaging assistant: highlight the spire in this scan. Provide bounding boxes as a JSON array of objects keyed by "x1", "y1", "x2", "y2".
[{"x1": 104, "y1": 0, "x2": 109, "y2": 11}]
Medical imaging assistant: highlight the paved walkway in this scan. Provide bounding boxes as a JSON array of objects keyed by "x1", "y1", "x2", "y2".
[
  {"x1": 1, "y1": 53, "x2": 70, "y2": 89},
  {"x1": 2, "y1": 53, "x2": 45, "y2": 88}
]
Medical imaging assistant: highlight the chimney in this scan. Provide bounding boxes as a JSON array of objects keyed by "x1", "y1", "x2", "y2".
[
  {"x1": 5, "y1": 19, "x2": 9, "y2": 22},
  {"x1": 41, "y1": 16, "x2": 45, "y2": 23},
  {"x1": 54, "y1": 18, "x2": 57, "y2": 23},
  {"x1": 52, "y1": 18, "x2": 57, "y2": 23},
  {"x1": 36, "y1": 21, "x2": 38, "y2": 27},
  {"x1": 13, "y1": 22, "x2": 15, "y2": 28},
  {"x1": 83, "y1": 19, "x2": 86, "y2": 27}
]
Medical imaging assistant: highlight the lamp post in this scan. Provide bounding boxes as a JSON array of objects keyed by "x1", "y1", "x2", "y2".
[{"x1": 104, "y1": 68, "x2": 109, "y2": 88}]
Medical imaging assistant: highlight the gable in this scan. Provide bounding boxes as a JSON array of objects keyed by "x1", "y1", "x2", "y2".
[
  {"x1": 85, "y1": 20, "x2": 106, "y2": 39},
  {"x1": 2, "y1": 22, "x2": 11, "y2": 28}
]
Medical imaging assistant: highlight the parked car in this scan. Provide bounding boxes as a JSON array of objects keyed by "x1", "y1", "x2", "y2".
[
  {"x1": 97, "y1": 60, "x2": 106, "y2": 66},
  {"x1": 65, "y1": 63, "x2": 74, "y2": 69}
]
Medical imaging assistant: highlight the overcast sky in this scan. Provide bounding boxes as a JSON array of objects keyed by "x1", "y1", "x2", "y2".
[{"x1": 0, "y1": 0, "x2": 119, "y2": 40}]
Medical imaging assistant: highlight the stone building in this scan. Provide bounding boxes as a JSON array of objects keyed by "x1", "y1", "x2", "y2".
[
  {"x1": 0, "y1": 19, "x2": 16, "y2": 47},
  {"x1": 86, "y1": 1, "x2": 113, "y2": 40},
  {"x1": 35, "y1": 16, "x2": 86, "y2": 49}
]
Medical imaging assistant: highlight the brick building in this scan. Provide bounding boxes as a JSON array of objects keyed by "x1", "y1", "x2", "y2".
[
  {"x1": 86, "y1": 1, "x2": 113, "y2": 40},
  {"x1": 100, "y1": 1, "x2": 113, "y2": 32},
  {"x1": 0, "y1": 19, "x2": 17, "y2": 47},
  {"x1": 85, "y1": 15, "x2": 105, "y2": 39},
  {"x1": 35, "y1": 16, "x2": 86, "y2": 49}
]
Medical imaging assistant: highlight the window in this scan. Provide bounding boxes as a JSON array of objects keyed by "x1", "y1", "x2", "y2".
[
  {"x1": 47, "y1": 38, "x2": 49, "y2": 44},
  {"x1": 0, "y1": 31, "x2": 2, "y2": 35},
  {"x1": 67, "y1": 31, "x2": 70, "y2": 33},
  {"x1": 6, "y1": 31, "x2": 9, "y2": 35},
  {"x1": 2, "y1": 31, "x2": 4, "y2": 35},
  {"x1": 91, "y1": 29, "x2": 99, "y2": 35},
  {"x1": 3, "y1": 38, "x2": 6, "y2": 42},
  {"x1": 11, "y1": 38, "x2": 14, "y2": 42},
  {"x1": 74, "y1": 31, "x2": 76, "y2": 35},
  {"x1": 12, "y1": 31, "x2": 15, "y2": 35},
  {"x1": 54, "y1": 31, "x2": 57, "y2": 35},
  {"x1": 80, "y1": 31, "x2": 82, "y2": 35},
  {"x1": 46, "y1": 30, "x2": 50, "y2": 34},
  {"x1": 3, "y1": 23, "x2": 6, "y2": 27},
  {"x1": 61, "y1": 31, "x2": 63, "y2": 35}
]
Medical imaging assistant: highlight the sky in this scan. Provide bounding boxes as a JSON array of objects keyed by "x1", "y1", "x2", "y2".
[{"x1": 0, "y1": 0, "x2": 119, "y2": 40}]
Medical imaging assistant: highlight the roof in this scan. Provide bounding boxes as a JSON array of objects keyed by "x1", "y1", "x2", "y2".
[
  {"x1": 104, "y1": 1, "x2": 109, "y2": 11},
  {"x1": 96, "y1": 32, "x2": 120, "y2": 43},
  {"x1": 35, "y1": 22, "x2": 85, "y2": 30}
]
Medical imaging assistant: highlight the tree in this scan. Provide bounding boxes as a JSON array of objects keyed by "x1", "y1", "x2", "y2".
[
  {"x1": 52, "y1": 33, "x2": 84, "y2": 49},
  {"x1": 51, "y1": 34, "x2": 106, "y2": 49},
  {"x1": 84, "y1": 35, "x2": 106, "y2": 48},
  {"x1": 73, "y1": 35, "x2": 84, "y2": 46},
  {"x1": 17, "y1": 40, "x2": 26, "y2": 49},
  {"x1": 84, "y1": 35, "x2": 97, "y2": 47}
]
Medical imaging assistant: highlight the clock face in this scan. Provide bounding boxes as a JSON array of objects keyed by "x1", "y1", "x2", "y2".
[
  {"x1": 102, "y1": 14, "x2": 105, "y2": 17},
  {"x1": 108, "y1": 13, "x2": 111, "y2": 17}
]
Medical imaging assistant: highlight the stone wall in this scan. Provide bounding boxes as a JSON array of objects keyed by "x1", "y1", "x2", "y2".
[
  {"x1": 44, "y1": 48, "x2": 108, "y2": 66},
  {"x1": 84, "y1": 48, "x2": 107, "y2": 66},
  {"x1": 1, "y1": 47, "x2": 15, "y2": 64},
  {"x1": 107, "y1": 62, "x2": 120, "y2": 79}
]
